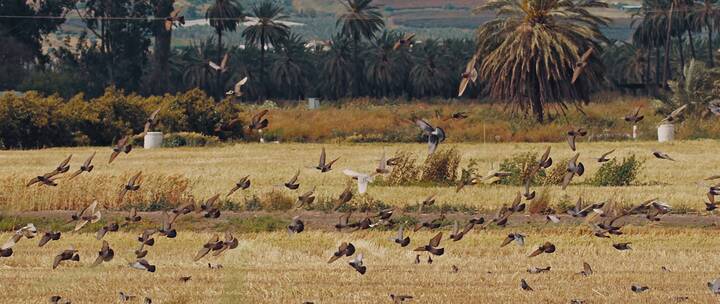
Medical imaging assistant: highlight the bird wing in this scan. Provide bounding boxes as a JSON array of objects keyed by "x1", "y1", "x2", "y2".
[
  {"x1": 57, "y1": 155, "x2": 72, "y2": 169},
  {"x1": 52, "y1": 254, "x2": 63, "y2": 269},
  {"x1": 414, "y1": 119, "x2": 434, "y2": 134},
  {"x1": 235, "y1": 77, "x2": 248, "y2": 92},
  {"x1": 566, "y1": 134, "x2": 576, "y2": 151},
  {"x1": 428, "y1": 232, "x2": 443, "y2": 248},
  {"x1": 343, "y1": 169, "x2": 363, "y2": 178},
  {"x1": 208, "y1": 61, "x2": 221, "y2": 70},
  {"x1": 583, "y1": 262, "x2": 592, "y2": 274},
  {"x1": 318, "y1": 148, "x2": 326, "y2": 166},
  {"x1": 83, "y1": 152, "x2": 96, "y2": 168},
  {"x1": 220, "y1": 53, "x2": 229, "y2": 70},
  {"x1": 561, "y1": 172, "x2": 575, "y2": 190},
  {"x1": 599, "y1": 149, "x2": 615, "y2": 159},
  {"x1": 458, "y1": 78, "x2": 470, "y2": 97}
]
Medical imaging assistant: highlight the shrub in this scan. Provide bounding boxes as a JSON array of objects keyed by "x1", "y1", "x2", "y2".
[
  {"x1": 384, "y1": 150, "x2": 421, "y2": 186},
  {"x1": 261, "y1": 190, "x2": 294, "y2": 211},
  {"x1": 497, "y1": 152, "x2": 541, "y2": 186},
  {"x1": 162, "y1": 132, "x2": 220, "y2": 147},
  {"x1": 528, "y1": 189, "x2": 551, "y2": 214},
  {"x1": 420, "y1": 148, "x2": 461, "y2": 183},
  {"x1": 590, "y1": 154, "x2": 644, "y2": 186}
]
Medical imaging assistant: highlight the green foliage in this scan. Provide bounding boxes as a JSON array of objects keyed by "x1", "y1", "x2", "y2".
[
  {"x1": 162, "y1": 132, "x2": 220, "y2": 147},
  {"x1": 590, "y1": 154, "x2": 644, "y2": 186},
  {"x1": 383, "y1": 150, "x2": 421, "y2": 186},
  {"x1": 421, "y1": 148, "x2": 461, "y2": 183},
  {"x1": 497, "y1": 152, "x2": 540, "y2": 186}
]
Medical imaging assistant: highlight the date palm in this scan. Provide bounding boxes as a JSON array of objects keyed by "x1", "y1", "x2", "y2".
[
  {"x1": 319, "y1": 35, "x2": 353, "y2": 100},
  {"x1": 475, "y1": 0, "x2": 610, "y2": 122},
  {"x1": 695, "y1": 0, "x2": 720, "y2": 66},
  {"x1": 337, "y1": 0, "x2": 385, "y2": 96},
  {"x1": 366, "y1": 31, "x2": 402, "y2": 97},
  {"x1": 409, "y1": 39, "x2": 451, "y2": 98},
  {"x1": 205, "y1": 0, "x2": 243, "y2": 97},
  {"x1": 243, "y1": 0, "x2": 290, "y2": 99},
  {"x1": 271, "y1": 33, "x2": 309, "y2": 100}
]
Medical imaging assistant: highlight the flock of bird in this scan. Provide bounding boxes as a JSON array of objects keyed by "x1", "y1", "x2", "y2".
[{"x1": 5, "y1": 97, "x2": 720, "y2": 303}]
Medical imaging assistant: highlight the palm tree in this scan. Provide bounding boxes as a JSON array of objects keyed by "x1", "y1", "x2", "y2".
[
  {"x1": 409, "y1": 39, "x2": 451, "y2": 98},
  {"x1": 271, "y1": 33, "x2": 310, "y2": 100},
  {"x1": 696, "y1": 0, "x2": 720, "y2": 66},
  {"x1": 337, "y1": 0, "x2": 385, "y2": 96},
  {"x1": 242, "y1": 0, "x2": 290, "y2": 99},
  {"x1": 475, "y1": 0, "x2": 610, "y2": 122},
  {"x1": 179, "y1": 38, "x2": 217, "y2": 92},
  {"x1": 205, "y1": 0, "x2": 243, "y2": 97},
  {"x1": 319, "y1": 35, "x2": 354, "y2": 100},
  {"x1": 365, "y1": 31, "x2": 401, "y2": 97}
]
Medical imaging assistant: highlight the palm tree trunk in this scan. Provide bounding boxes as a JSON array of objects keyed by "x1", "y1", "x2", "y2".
[
  {"x1": 217, "y1": 29, "x2": 223, "y2": 100},
  {"x1": 656, "y1": 46, "x2": 661, "y2": 88},
  {"x1": 645, "y1": 47, "x2": 651, "y2": 95},
  {"x1": 663, "y1": 2, "x2": 674, "y2": 87},
  {"x1": 352, "y1": 37, "x2": 360, "y2": 97},
  {"x1": 686, "y1": 22, "x2": 696, "y2": 59},
  {"x1": 677, "y1": 34, "x2": 685, "y2": 79},
  {"x1": 260, "y1": 35, "x2": 266, "y2": 102},
  {"x1": 149, "y1": 0, "x2": 174, "y2": 95},
  {"x1": 709, "y1": 21, "x2": 715, "y2": 67}
]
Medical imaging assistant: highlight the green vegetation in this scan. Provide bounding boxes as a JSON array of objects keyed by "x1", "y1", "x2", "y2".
[{"x1": 591, "y1": 154, "x2": 644, "y2": 186}]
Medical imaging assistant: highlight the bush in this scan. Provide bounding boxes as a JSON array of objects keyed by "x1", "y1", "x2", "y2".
[
  {"x1": 590, "y1": 154, "x2": 644, "y2": 186},
  {"x1": 162, "y1": 132, "x2": 220, "y2": 147},
  {"x1": 421, "y1": 148, "x2": 461, "y2": 183},
  {"x1": 498, "y1": 152, "x2": 541, "y2": 186},
  {"x1": 384, "y1": 150, "x2": 421, "y2": 186}
]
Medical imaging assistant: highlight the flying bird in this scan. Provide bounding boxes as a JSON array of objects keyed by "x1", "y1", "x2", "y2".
[
  {"x1": 520, "y1": 279, "x2": 534, "y2": 291},
  {"x1": 653, "y1": 150, "x2": 675, "y2": 161},
  {"x1": 248, "y1": 109, "x2": 269, "y2": 131},
  {"x1": 333, "y1": 185, "x2": 353, "y2": 211},
  {"x1": 315, "y1": 147, "x2": 340, "y2": 172},
  {"x1": 393, "y1": 32, "x2": 415, "y2": 50},
  {"x1": 390, "y1": 224, "x2": 410, "y2": 247},
  {"x1": 96, "y1": 222, "x2": 119, "y2": 240},
  {"x1": 579, "y1": 262, "x2": 593, "y2": 276},
  {"x1": 117, "y1": 172, "x2": 142, "y2": 205},
  {"x1": 287, "y1": 216, "x2": 305, "y2": 234},
  {"x1": 67, "y1": 152, "x2": 96, "y2": 180},
  {"x1": 500, "y1": 233, "x2": 525, "y2": 247},
  {"x1": 194, "y1": 234, "x2": 223, "y2": 261},
  {"x1": 109, "y1": 135, "x2": 132, "y2": 164},
  {"x1": 130, "y1": 259, "x2": 156, "y2": 272},
  {"x1": 660, "y1": 104, "x2": 688, "y2": 124},
  {"x1": 597, "y1": 149, "x2": 615, "y2": 162},
  {"x1": 567, "y1": 128, "x2": 588, "y2": 151},
  {"x1": 284, "y1": 170, "x2": 300, "y2": 190},
  {"x1": 328, "y1": 242, "x2": 355, "y2": 263},
  {"x1": 226, "y1": 77, "x2": 249, "y2": 97},
  {"x1": 164, "y1": 6, "x2": 185, "y2": 31},
  {"x1": 571, "y1": 47, "x2": 594, "y2": 84},
  {"x1": 613, "y1": 242, "x2": 632, "y2": 251},
  {"x1": 414, "y1": 118, "x2": 446, "y2": 154},
  {"x1": 458, "y1": 54, "x2": 478, "y2": 97},
  {"x1": 209, "y1": 53, "x2": 229, "y2": 73},
  {"x1": 414, "y1": 232, "x2": 444, "y2": 256},
  {"x1": 296, "y1": 187, "x2": 316, "y2": 208},
  {"x1": 348, "y1": 253, "x2": 366, "y2": 275},
  {"x1": 343, "y1": 169, "x2": 375, "y2": 194},
  {"x1": 227, "y1": 175, "x2": 251, "y2": 197},
  {"x1": 143, "y1": 108, "x2": 161, "y2": 135},
  {"x1": 562, "y1": 153, "x2": 584, "y2": 190},
  {"x1": 528, "y1": 242, "x2": 556, "y2": 257},
  {"x1": 624, "y1": 106, "x2": 644, "y2": 123},
  {"x1": 38, "y1": 231, "x2": 61, "y2": 247},
  {"x1": 91, "y1": 240, "x2": 114, "y2": 267},
  {"x1": 53, "y1": 247, "x2": 80, "y2": 269}
]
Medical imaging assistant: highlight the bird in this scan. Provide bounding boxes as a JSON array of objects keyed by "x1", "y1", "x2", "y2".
[
  {"x1": 390, "y1": 224, "x2": 410, "y2": 247},
  {"x1": 284, "y1": 170, "x2": 300, "y2": 190},
  {"x1": 527, "y1": 266, "x2": 551, "y2": 274},
  {"x1": 571, "y1": 47, "x2": 594, "y2": 84},
  {"x1": 109, "y1": 135, "x2": 132, "y2": 164},
  {"x1": 70, "y1": 200, "x2": 101, "y2": 231},
  {"x1": 567, "y1": 197, "x2": 605, "y2": 217},
  {"x1": 209, "y1": 53, "x2": 229, "y2": 73},
  {"x1": 25, "y1": 172, "x2": 60, "y2": 187},
  {"x1": 123, "y1": 207, "x2": 142, "y2": 225},
  {"x1": 119, "y1": 291, "x2": 136, "y2": 301},
  {"x1": 117, "y1": 172, "x2": 142, "y2": 205},
  {"x1": 660, "y1": 104, "x2": 688, "y2": 124},
  {"x1": 419, "y1": 193, "x2": 437, "y2": 213},
  {"x1": 624, "y1": 106, "x2": 644, "y2": 123},
  {"x1": 509, "y1": 192, "x2": 526, "y2": 212},
  {"x1": 199, "y1": 194, "x2": 221, "y2": 218},
  {"x1": 631, "y1": 285, "x2": 650, "y2": 293},
  {"x1": 135, "y1": 229, "x2": 156, "y2": 258},
  {"x1": 49, "y1": 295, "x2": 71, "y2": 304},
  {"x1": 597, "y1": 149, "x2": 615, "y2": 162},
  {"x1": 449, "y1": 220, "x2": 474, "y2": 242},
  {"x1": 287, "y1": 216, "x2": 305, "y2": 234},
  {"x1": 328, "y1": 242, "x2": 355, "y2": 263},
  {"x1": 53, "y1": 247, "x2": 80, "y2": 269},
  {"x1": 443, "y1": 112, "x2": 469, "y2": 121},
  {"x1": 458, "y1": 54, "x2": 478, "y2": 97},
  {"x1": 143, "y1": 107, "x2": 161, "y2": 135},
  {"x1": 414, "y1": 232, "x2": 444, "y2": 256},
  {"x1": 158, "y1": 212, "x2": 177, "y2": 238},
  {"x1": 315, "y1": 147, "x2": 340, "y2": 172},
  {"x1": 528, "y1": 242, "x2": 556, "y2": 257},
  {"x1": 414, "y1": 118, "x2": 446, "y2": 154},
  {"x1": 709, "y1": 100, "x2": 720, "y2": 116},
  {"x1": 95, "y1": 222, "x2": 118, "y2": 240},
  {"x1": 545, "y1": 213, "x2": 560, "y2": 224},
  {"x1": 414, "y1": 214, "x2": 445, "y2": 231},
  {"x1": 376, "y1": 151, "x2": 391, "y2": 174},
  {"x1": 179, "y1": 276, "x2": 192, "y2": 282},
  {"x1": 613, "y1": 242, "x2": 632, "y2": 251},
  {"x1": 520, "y1": 278, "x2": 534, "y2": 291},
  {"x1": 67, "y1": 152, "x2": 96, "y2": 180},
  {"x1": 390, "y1": 294, "x2": 414, "y2": 303},
  {"x1": 343, "y1": 169, "x2": 375, "y2": 194},
  {"x1": 335, "y1": 212, "x2": 352, "y2": 230},
  {"x1": 212, "y1": 232, "x2": 239, "y2": 257},
  {"x1": 296, "y1": 187, "x2": 316, "y2": 208},
  {"x1": 164, "y1": 6, "x2": 185, "y2": 31},
  {"x1": 2, "y1": 223, "x2": 37, "y2": 254},
  {"x1": 248, "y1": 109, "x2": 269, "y2": 131},
  {"x1": 500, "y1": 233, "x2": 525, "y2": 247},
  {"x1": 653, "y1": 150, "x2": 675, "y2": 161},
  {"x1": 567, "y1": 128, "x2": 588, "y2": 151},
  {"x1": 130, "y1": 259, "x2": 156, "y2": 272},
  {"x1": 348, "y1": 253, "x2": 366, "y2": 275},
  {"x1": 194, "y1": 234, "x2": 223, "y2": 261},
  {"x1": 393, "y1": 32, "x2": 415, "y2": 50},
  {"x1": 91, "y1": 240, "x2": 114, "y2": 267},
  {"x1": 455, "y1": 175, "x2": 478, "y2": 193},
  {"x1": 333, "y1": 185, "x2": 353, "y2": 211},
  {"x1": 562, "y1": 153, "x2": 585, "y2": 190},
  {"x1": 38, "y1": 231, "x2": 61, "y2": 247},
  {"x1": 579, "y1": 262, "x2": 593, "y2": 276},
  {"x1": 226, "y1": 77, "x2": 249, "y2": 97},
  {"x1": 227, "y1": 175, "x2": 251, "y2": 197},
  {"x1": 708, "y1": 278, "x2": 720, "y2": 294}
]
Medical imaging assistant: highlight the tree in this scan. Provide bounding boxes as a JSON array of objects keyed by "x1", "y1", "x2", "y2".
[
  {"x1": 147, "y1": 0, "x2": 176, "y2": 95},
  {"x1": 696, "y1": 0, "x2": 720, "y2": 67},
  {"x1": 365, "y1": 31, "x2": 401, "y2": 97},
  {"x1": 319, "y1": 35, "x2": 354, "y2": 100},
  {"x1": 271, "y1": 33, "x2": 310, "y2": 100},
  {"x1": 243, "y1": 0, "x2": 290, "y2": 99},
  {"x1": 337, "y1": 0, "x2": 385, "y2": 96},
  {"x1": 475, "y1": 0, "x2": 610, "y2": 122},
  {"x1": 206, "y1": 0, "x2": 243, "y2": 97},
  {"x1": 409, "y1": 39, "x2": 451, "y2": 98}
]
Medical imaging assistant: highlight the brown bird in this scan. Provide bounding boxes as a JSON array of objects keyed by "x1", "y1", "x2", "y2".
[
  {"x1": 458, "y1": 54, "x2": 478, "y2": 97},
  {"x1": 117, "y1": 171, "x2": 142, "y2": 205},
  {"x1": 212, "y1": 232, "x2": 239, "y2": 257},
  {"x1": 562, "y1": 153, "x2": 585, "y2": 190},
  {"x1": 579, "y1": 262, "x2": 593, "y2": 276},
  {"x1": 67, "y1": 152, "x2": 96, "y2": 180},
  {"x1": 335, "y1": 212, "x2": 352, "y2": 231},
  {"x1": 130, "y1": 259, "x2": 156, "y2": 272},
  {"x1": 123, "y1": 207, "x2": 142, "y2": 225},
  {"x1": 91, "y1": 240, "x2": 114, "y2": 267},
  {"x1": 316, "y1": 147, "x2": 340, "y2": 172},
  {"x1": 348, "y1": 253, "x2": 366, "y2": 275},
  {"x1": 613, "y1": 242, "x2": 632, "y2": 251},
  {"x1": 567, "y1": 128, "x2": 588, "y2": 151},
  {"x1": 38, "y1": 231, "x2": 61, "y2": 247},
  {"x1": 455, "y1": 175, "x2": 478, "y2": 193},
  {"x1": 49, "y1": 295, "x2": 71, "y2": 304},
  {"x1": 194, "y1": 234, "x2": 223, "y2": 261},
  {"x1": 597, "y1": 149, "x2": 615, "y2": 162},
  {"x1": 449, "y1": 220, "x2": 474, "y2": 242},
  {"x1": 520, "y1": 278, "x2": 534, "y2": 291},
  {"x1": 199, "y1": 194, "x2": 221, "y2": 218},
  {"x1": 390, "y1": 224, "x2": 411, "y2": 247},
  {"x1": 249, "y1": 109, "x2": 269, "y2": 131},
  {"x1": 509, "y1": 192, "x2": 526, "y2": 212},
  {"x1": 571, "y1": 47, "x2": 594, "y2": 84},
  {"x1": 419, "y1": 193, "x2": 437, "y2": 213},
  {"x1": 227, "y1": 77, "x2": 249, "y2": 97},
  {"x1": 214, "y1": 117, "x2": 242, "y2": 133},
  {"x1": 333, "y1": 185, "x2": 353, "y2": 211},
  {"x1": 414, "y1": 232, "x2": 444, "y2": 256},
  {"x1": 227, "y1": 175, "x2": 251, "y2": 197},
  {"x1": 53, "y1": 247, "x2": 80, "y2": 269},
  {"x1": 109, "y1": 135, "x2": 132, "y2": 164},
  {"x1": 296, "y1": 187, "x2": 316, "y2": 208},
  {"x1": 2, "y1": 223, "x2": 37, "y2": 253},
  {"x1": 528, "y1": 242, "x2": 556, "y2": 257},
  {"x1": 209, "y1": 53, "x2": 230, "y2": 73},
  {"x1": 164, "y1": 6, "x2": 185, "y2": 31},
  {"x1": 71, "y1": 200, "x2": 101, "y2": 231},
  {"x1": 328, "y1": 242, "x2": 356, "y2": 263},
  {"x1": 393, "y1": 32, "x2": 415, "y2": 50},
  {"x1": 500, "y1": 233, "x2": 525, "y2": 247},
  {"x1": 173, "y1": 199, "x2": 197, "y2": 216},
  {"x1": 624, "y1": 106, "x2": 644, "y2": 124},
  {"x1": 660, "y1": 104, "x2": 688, "y2": 124},
  {"x1": 414, "y1": 214, "x2": 445, "y2": 232},
  {"x1": 390, "y1": 294, "x2": 414, "y2": 303},
  {"x1": 653, "y1": 150, "x2": 675, "y2": 161},
  {"x1": 25, "y1": 172, "x2": 60, "y2": 187},
  {"x1": 49, "y1": 154, "x2": 72, "y2": 176},
  {"x1": 95, "y1": 222, "x2": 119, "y2": 240},
  {"x1": 143, "y1": 107, "x2": 161, "y2": 135},
  {"x1": 284, "y1": 169, "x2": 300, "y2": 190},
  {"x1": 527, "y1": 266, "x2": 551, "y2": 274},
  {"x1": 158, "y1": 212, "x2": 177, "y2": 238},
  {"x1": 119, "y1": 291, "x2": 136, "y2": 301},
  {"x1": 287, "y1": 216, "x2": 305, "y2": 234},
  {"x1": 631, "y1": 285, "x2": 650, "y2": 293},
  {"x1": 179, "y1": 276, "x2": 192, "y2": 283},
  {"x1": 567, "y1": 197, "x2": 605, "y2": 217},
  {"x1": 376, "y1": 150, "x2": 392, "y2": 174}
]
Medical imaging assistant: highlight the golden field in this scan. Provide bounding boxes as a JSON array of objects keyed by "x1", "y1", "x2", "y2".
[
  {"x1": 0, "y1": 141, "x2": 717, "y2": 212},
  {"x1": 2, "y1": 227, "x2": 720, "y2": 303}
]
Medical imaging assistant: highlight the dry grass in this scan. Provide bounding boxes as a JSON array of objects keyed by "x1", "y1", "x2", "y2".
[
  {"x1": 2, "y1": 227, "x2": 720, "y2": 303},
  {"x1": 0, "y1": 140, "x2": 717, "y2": 213}
]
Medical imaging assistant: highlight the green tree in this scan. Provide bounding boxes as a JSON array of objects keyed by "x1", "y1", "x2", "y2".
[
  {"x1": 205, "y1": 0, "x2": 243, "y2": 97},
  {"x1": 271, "y1": 33, "x2": 310, "y2": 100},
  {"x1": 337, "y1": 0, "x2": 385, "y2": 96},
  {"x1": 243, "y1": 0, "x2": 290, "y2": 99}
]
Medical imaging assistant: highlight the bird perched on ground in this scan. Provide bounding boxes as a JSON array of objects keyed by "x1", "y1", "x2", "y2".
[
  {"x1": 288, "y1": 216, "x2": 305, "y2": 234},
  {"x1": 248, "y1": 109, "x2": 269, "y2": 131},
  {"x1": 117, "y1": 172, "x2": 142, "y2": 205},
  {"x1": 38, "y1": 230, "x2": 61, "y2": 247},
  {"x1": 393, "y1": 32, "x2": 415, "y2": 50},
  {"x1": 390, "y1": 224, "x2": 410, "y2": 247},
  {"x1": 653, "y1": 150, "x2": 675, "y2": 161},
  {"x1": 209, "y1": 53, "x2": 229, "y2": 73},
  {"x1": 520, "y1": 279, "x2": 534, "y2": 291},
  {"x1": 660, "y1": 104, "x2": 688, "y2": 124},
  {"x1": 390, "y1": 294, "x2": 414, "y2": 303},
  {"x1": 631, "y1": 285, "x2": 650, "y2": 293},
  {"x1": 343, "y1": 169, "x2": 375, "y2": 194},
  {"x1": 571, "y1": 48, "x2": 594, "y2": 84},
  {"x1": 328, "y1": 242, "x2": 355, "y2": 263},
  {"x1": 164, "y1": 6, "x2": 185, "y2": 31},
  {"x1": 414, "y1": 232, "x2": 444, "y2": 256},
  {"x1": 562, "y1": 153, "x2": 585, "y2": 190},
  {"x1": 579, "y1": 262, "x2": 593, "y2": 276},
  {"x1": 109, "y1": 135, "x2": 132, "y2": 164},
  {"x1": 597, "y1": 149, "x2": 615, "y2": 162},
  {"x1": 528, "y1": 242, "x2": 556, "y2": 257},
  {"x1": 414, "y1": 118, "x2": 445, "y2": 154},
  {"x1": 227, "y1": 77, "x2": 249, "y2": 97},
  {"x1": 297, "y1": 187, "x2": 316, "y2": 208},
  {"x1": 315, "y1": 147, "x2": 340, "y2": 172},
  {"x1": 624, "y1": 106, "x2": 644, "y2": 123},
  {"x1": 567, "y1": 128, "x2": 588, "y2": 151},
  {"x1": 227, "y1": 175, "x2": 251, "y2": 197},
  {"x1": 91, "y1": 240, "x2": 114, "y2": 267},
  {"x1": 284, "y1": 170, "x2": 300, "y2": 190},
  {"x1": 67, "y1": 152, "x2": 96, "y2": 180},
  {"x1": 53, "y1": 247, "x2": 80, "y2": 269},
  {"x1": 348, "y1": 253, "x2": 366, "y2": 275},
  {"x1": 458, "y1": 54, "x2": 478, "y2": 97},
  {"x1": 527, "y1": 266, "x2": 551, "y2": 274}
]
